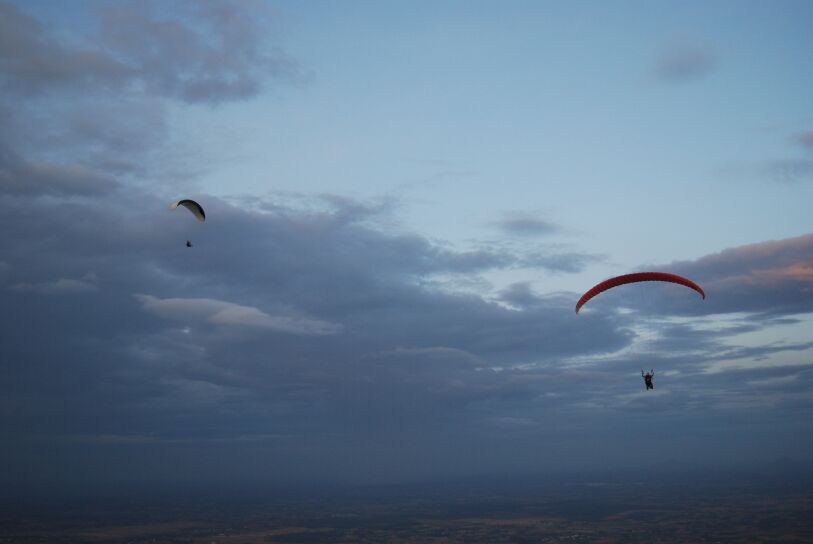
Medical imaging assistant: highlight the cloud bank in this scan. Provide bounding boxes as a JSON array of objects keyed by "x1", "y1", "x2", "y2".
[{"x1": 0, "y1": 1, "x2": 810, "y2": 488}]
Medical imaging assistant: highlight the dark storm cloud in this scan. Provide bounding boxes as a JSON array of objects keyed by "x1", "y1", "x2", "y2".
[{"x1": 654, "y1": 46, "x2": 717, "y2": 83}]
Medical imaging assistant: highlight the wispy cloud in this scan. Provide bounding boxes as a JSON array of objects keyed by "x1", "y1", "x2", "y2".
[
  {"x1": 654, "y1": 46, "x2": 717, "y2": 83},
  {"x1": 493, "y1": 211, "x2": 559, "y2": 237},
  {"x1": 763, "y1": 158, "x2": 813, "y2": 184},
  {"x1": 11, "y1": 276, "x2": 98, "y2": 295},
  {"x1": 135, "y1": 294, "x2": 341, "y2": 335},
  {"x1": 793, "y1": 131, "x2": 813, "y2": 151}
]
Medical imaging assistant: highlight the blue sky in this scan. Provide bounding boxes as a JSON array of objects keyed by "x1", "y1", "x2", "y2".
[
  {"x1": 190, "y1": 0, "x2": 813, "y2": 284},
  {"x1": 1, "y1": 0, "x2": 812, "y2": 488}
]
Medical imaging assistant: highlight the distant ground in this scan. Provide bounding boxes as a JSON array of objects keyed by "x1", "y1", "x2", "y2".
[{"x1": 2, "y1": 471, "x2": 812, "y2": 543}]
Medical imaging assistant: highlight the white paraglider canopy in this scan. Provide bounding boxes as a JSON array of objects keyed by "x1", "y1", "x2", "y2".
[{"x1": 170, "y1": 199, "x2": 205, "y2": 222}]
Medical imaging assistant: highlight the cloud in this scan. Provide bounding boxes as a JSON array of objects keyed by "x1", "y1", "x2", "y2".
[
  {"x1": 97, "y1": 0, "x2": 301, "y2": 104},
  {"x1": 369, "y1": 346, "x2": 488, "y2": 369},
  {"x1": 135, "y1": 294, "x2": 341, "y2": 335},
  {"x1": 0, "y1": 0, "x2": 303, "y2": 203},
  {"x1": 0, "y1": 117, "x2": 810, "y2": 485},
  {"x1": 793, "y1": 131, "x2": 813, "y2": 152},
  {"x1": 493, "y1": 211, "x2": 559, "y2": 237},
  {"x1": 747, "y1": 373, "x2": 801, "y2": 388},
  {"x1": 654, "y1": 46, "x2": 717, "y2": 83},
  {"x1": 633, "y1": 233, "x2": 813, "y2": 317},
  {"x1": 498, "y1": 282, "x2": 538, "y2": 309},
  {"x1": 752, "y1": 263, "x2": 813, "y2": 283},
  {"x1": 763, "y1": 158, "x2": 813, "y2": 184},
  {"x1": 0, "y1": 9, "x2": 809, "y2": 488},
  {"x1": 0, "y1": 0, "x2": 299, "y2": 104},
  {"x1": 0, "y1": 143, "x2": 118, "y2": 196},
  {"x1": 0, "y1": 189, "x2": 622, "y2": 455},
  {"x1": 11, "y1": 276, "x2": 98, "y2": 295},
  {"x1": 0, "y1": 2, "x2": 131, "y2": 96},
  {"x1": 522, "y1": 250, "x2": 602, "y2": 273}
]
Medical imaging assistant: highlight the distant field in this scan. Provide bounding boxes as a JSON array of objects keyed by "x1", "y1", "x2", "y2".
[{"x1": 2, "y1": 479, "x2": 812, "y2": 543}]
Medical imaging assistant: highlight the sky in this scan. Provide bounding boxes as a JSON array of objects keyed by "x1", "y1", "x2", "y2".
[{"x1": 1, "y1": 0, "x2": 812, "y2": 490}]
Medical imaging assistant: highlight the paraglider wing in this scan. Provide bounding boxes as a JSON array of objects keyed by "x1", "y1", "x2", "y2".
[
  {"x1": 575, "y1": 272, "x2": 705, "y2": 313},
  {"x1": 170, "y1": 199, "x2": 205, "y2": 222}
]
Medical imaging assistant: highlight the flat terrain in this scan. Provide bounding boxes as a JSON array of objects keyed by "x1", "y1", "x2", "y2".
[{"x1": 2, "y1": 478, "x2": 812, "y2": 543}]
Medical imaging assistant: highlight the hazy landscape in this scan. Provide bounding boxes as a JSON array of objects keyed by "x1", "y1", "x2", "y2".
[{"x1": 4, "y1": 465, "x2": 812, "y2": 543}]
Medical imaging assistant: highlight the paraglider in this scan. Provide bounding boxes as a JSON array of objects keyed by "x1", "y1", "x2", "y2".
[
  {"x1": 170, "y1": 199, "x2": 205, "y2": 247},
  {"x1": 576, "y1": 272, "x2": 705, "y2": 389},
  {"x1": 575, "y1": 272, "x2": 704, "y2": 313},
  {"x1": 170, "y1": 199, "x2": 205, "y2": 222},
  {"x1": 642, "y1": 369, "x2": 654, "y2": 390}
]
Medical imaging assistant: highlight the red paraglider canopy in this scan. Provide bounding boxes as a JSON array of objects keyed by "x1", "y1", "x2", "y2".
[{"x1": 575, "y1": 272, "x2": 705, "y2": 313}]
